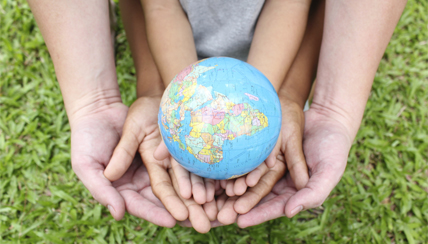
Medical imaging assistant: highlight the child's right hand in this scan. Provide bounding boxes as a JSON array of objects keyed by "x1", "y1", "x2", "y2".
[
  {"x1": 103, "y1": 95, "x2": 217, "y2": 233},
  {"x1": 103, "y1": 96, "x2": 190, "y2": 222},
  {"x1": 154, "y1": 141, "x2": 217, "y2": 205}
]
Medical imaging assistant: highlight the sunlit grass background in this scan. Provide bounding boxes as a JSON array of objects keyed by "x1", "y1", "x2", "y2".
[{"x1": 1, "y1": 0, "x2": 427, "y2": 243}]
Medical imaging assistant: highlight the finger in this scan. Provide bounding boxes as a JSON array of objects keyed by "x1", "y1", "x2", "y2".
[
  {"x1": 217, "y1": 196, "x2": 238, "y2": 225},
  {"x1": 153, "y1": 140, "x2": 170, "y2": 160},
  {"x1": 178, "y1": 219, "x2": 224, "y2": 228},
  {"x1": 171, "y1": 159, "x2": 192, "y2": 199},
  {"x1": 237, "y1": 191, "x2": 290, "y2": 228},
  {"x1": 283, "y1": 128, "x2": 309, "y2": 190},
  {"x1": 178, "y1": 219, "x2": 192, "y2": 227},
  {"x1": 285, "y1": 163, "x2": 345, "y2": 218},
  {"x1": 104, "y1": 123, "x2": 143, "y2": 181},
  {"x1": 220, "y1": 180, "x2": 227, "y2": 189},
  {"x1": 216, "y1": 193, "x2": 228, "y2": 211},
  {"x1": 233, "y1": 177, "x2": 247, "y2": 196},
  {"x1": 215, "y1": 180, "x2": 221, "y2": 191},
  {"x1": 215, "y1": 187, "x2": 224, "y2": 196},
  {"x1": 265, "y1": 136, "x2": 281, "y2": 168},
  {"x1": 225, "y1": 180, "x2": 235, "y2": 197},
  {"x1": 245, "y1": 162, "x2": 269, "y2": 187},
  {"x1": 145, "y1": 162, "x2": 189, "y2": 221},
  {"x1": 236, "y1": 175, "x2": 295, "y2": 228},
  {"x1": 169, "y1": 169, "x2": 211, "y2": 233},
  {"x1": 120, "y1": 189, "x2": 176, "y2": 227},
  {"x1": 234, "y1": 162, "x2": 286, "y2": 214},
  {"x1": 73, "y1": 161, "x2": 125, "y2": 221},
  {"x1": 215, "y1": 180, "x2": 224, "y2": 196},
  {"x1": 205, "y1": 178, "x2": 216, "y2": 202},
  {"x1": 203, "y1": 200, "x2": 218, "y2": 221},
  {"x1": 191, "y1": 173, "x2": 207, "y2": 204}
]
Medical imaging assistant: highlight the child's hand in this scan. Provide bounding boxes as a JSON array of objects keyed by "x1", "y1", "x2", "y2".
[
  {"x1": 168, "y1": 167, "x2": 217, "y2": 233},
  {"x1": 218, "y1": 94, "x2": 309, "y2": 221},
  {"x1": 219, "y1": 161, "x2": 274, "y2": 197},
  {"x1": 274, "y1": 94, "x2": 309, "y2": 190},
  {"x1": 155, "y1": 142, "x2": 216, "y2": 205},
  {"x1": 217, "y1": 160, "x2": 286, "y2": 225},
  {"x1": 217, "y1": 93, "x2": 308, "y2": 198},
  {"x1": 103, "y1": 96, "x2": 189, "y2": 222}
]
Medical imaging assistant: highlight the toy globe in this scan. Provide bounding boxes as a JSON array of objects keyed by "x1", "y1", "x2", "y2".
[{"x1": 158, "y1": 57, "x2": 281, "y2": 180}]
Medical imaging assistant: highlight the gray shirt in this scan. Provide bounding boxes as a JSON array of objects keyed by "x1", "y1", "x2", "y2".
[{"x1": 180, "y1": 0, "x2": 265, "y2": 61}]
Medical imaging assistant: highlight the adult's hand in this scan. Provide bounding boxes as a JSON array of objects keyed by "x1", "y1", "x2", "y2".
[
  {"x1": 237, "y1": 106, "x2": 352, "y2": 228},
  {"x1": 70, "y1": 102, "x2": 176, "y2": 227}
]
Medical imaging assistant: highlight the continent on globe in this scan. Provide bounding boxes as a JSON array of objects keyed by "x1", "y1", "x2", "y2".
[
  {"x1": 161, "y1": 63, "x2": 268, "y2": 165},
  {"x1": 159, "y1": 57, "x2": 281, "y2": 179}
]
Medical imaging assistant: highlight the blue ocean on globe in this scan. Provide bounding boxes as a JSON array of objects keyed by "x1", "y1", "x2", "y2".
[{"x1": 159, "y1": 57, "x2": 281, "y2": 179}]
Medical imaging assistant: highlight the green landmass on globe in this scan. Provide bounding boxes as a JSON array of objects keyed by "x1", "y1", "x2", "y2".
[{"x1": 160, "y1": 61, "x2": 269, "y2": 165}]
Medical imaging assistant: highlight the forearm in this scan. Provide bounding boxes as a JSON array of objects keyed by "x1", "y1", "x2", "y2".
[
  {"x1": 312, "y1": 0, "x2": 407, "y2": 138},
  {"x1": 141, "y1": 0, "x2": 197, "y2": 85},
  {"x1": 28, "y1": 0, "x2": 121, "y2": 124},
  {"x1": 278, "y1": 0, "x2": 325, "y2": 108},
  {"x1": 120, "y1": 0, "x2": 165, "y2": 97},
  {"x1": 247, "y1": 0, "x2": 312, "y2": 91}
]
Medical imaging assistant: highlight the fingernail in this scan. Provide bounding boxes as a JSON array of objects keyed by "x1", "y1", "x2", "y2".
[
  {"x1": 290, "y1": 205, "x2": 303, "y2": 216},
  {"x1": 107, "y1": 205, "x2": 115, "y2": 215}
]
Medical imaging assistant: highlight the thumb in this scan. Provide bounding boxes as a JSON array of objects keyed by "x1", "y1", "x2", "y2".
[
  {"x1": 153, "y1": 140, "x2": 170, "y2": 160},
  {"x1": 104, "y1": 121, "x2": 145, "y2": 181},
  {"x1": 284, "y1": 162, "x2": 345, "y2": 218},
  {"x1": 282, "y1": 126, "x2": 309, "y2": 190},
  {"x1": 265, "y1": 136, "x2": 281, "y2": 168},
  {"x1": 73, "y1": 161, "x2": 126, "y2": 221}
]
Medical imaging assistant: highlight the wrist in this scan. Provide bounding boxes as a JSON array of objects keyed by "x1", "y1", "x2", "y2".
[
  {"x1": 277, "y1": 86, "x2": 308, "y2": 109},
  {"x1": 137, "y1": 80, "x2": 165, "y2": 98},
  {"x1": 310, "y1": 77, "x2": 370, "y2": 140},
  {"x1": 66, "y1": 88, "x2": 123, "y2": 126},
  {"x1": 308, "y1": 99, "x2": 361, "y2": 142}
]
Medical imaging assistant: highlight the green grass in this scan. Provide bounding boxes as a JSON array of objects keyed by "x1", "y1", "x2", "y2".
[{"x1": 1, "y1": 0, "x2": 427, "y2": 243}]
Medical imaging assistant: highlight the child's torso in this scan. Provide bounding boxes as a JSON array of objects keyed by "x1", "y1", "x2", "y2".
[{"x1": 179, "y1": 0, "x2": 265, "y2": 61}]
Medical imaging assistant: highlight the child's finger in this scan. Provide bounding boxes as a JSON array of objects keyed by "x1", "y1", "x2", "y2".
[
  {"x1": 245, "y1": 162, "x2": 269, "y2": 187},
  {"x1": 191, "y1": 173, "x2": 207, "y2": 204},
  {"x1": 171, "y1": 159, "x2": 192, "y2": 199},
  {"x1": 282, "y1": 127, "x2": 309, "y2": 190},
  {"x1": 145, "y1": 162, "x2": 189, "y2": 221},
  {"x1": 216, "y1": 192, "x2": 228, "y2": 211},
  {"x1": 203, "y1": 200, "x2": 218, "y2": 221},
  {"x1": 217, "y1": 196, "x2": 239, "y2": 225},
  {"x1": 169, "y1": 168, "x2": 211, "y2": 233},
  {"x1": 220, "y1": 179, "x2": 227, "y2": 189},
  {"x1": 215, "y1": 181, "x2": 224, "y2": 196},
  {"x1": 234, "y1": 161, "x2": 286, "y2": 214},
  {"x1": 215, "y1": 180, "x2": 221, "y2": 191},
  {"x1": 265, "y1": 136, "x2": 281, "y2": 168},
  {"x1": 153, "y1": 140, "x2": 170, "y2": 160},
  {"x1": 104, "y1": 122, "x2": 143, "y2": 181},
  {"x1": 205, "y1": 178, "x2": 215, "y2": 202},
  {"x1": 225, "y1": 180, "x2": 235, "y2": 197},
  {"x1": 233, "y1": 177, "x2": 247, "y2": 196}
]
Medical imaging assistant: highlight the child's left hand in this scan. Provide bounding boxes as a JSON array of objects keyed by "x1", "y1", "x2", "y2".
[{"x1": 216, "y1": 94, "x2": 309, "y2": 224}]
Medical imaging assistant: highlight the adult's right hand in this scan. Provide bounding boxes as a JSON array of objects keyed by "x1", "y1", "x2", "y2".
[
  {"x1": 237, "y1": 106, "x2": 352, "y2": 227},
  {"x1": 70, "y1": 101, "x2": 176, "y2": 227}
]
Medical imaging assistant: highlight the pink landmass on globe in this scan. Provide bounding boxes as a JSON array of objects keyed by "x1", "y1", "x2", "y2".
[{"x1": 245, "y1": 93, "x2": 259, "y2": 101}]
